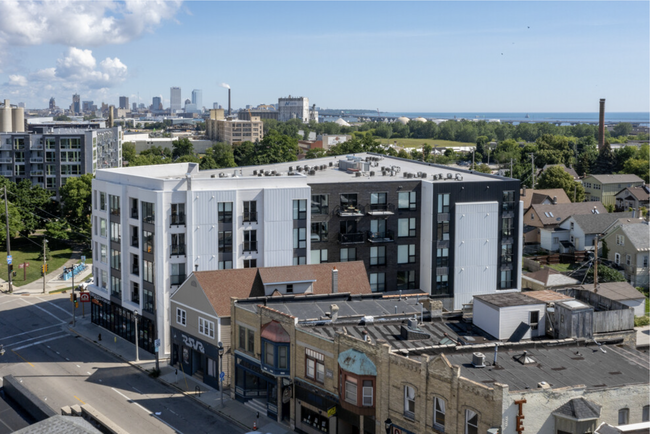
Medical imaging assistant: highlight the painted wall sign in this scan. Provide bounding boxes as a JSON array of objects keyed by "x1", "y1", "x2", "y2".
[{"x1": 182, "y1": 334, "x2": 205, "y2": 354}]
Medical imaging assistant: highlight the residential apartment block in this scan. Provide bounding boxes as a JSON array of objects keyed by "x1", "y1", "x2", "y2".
[
  {"x1": 89, "y1": 153, "x2": 522, "y2": 356},
  {"x1": 582, "y1": 174, "x2": 644, "y2": 207}
]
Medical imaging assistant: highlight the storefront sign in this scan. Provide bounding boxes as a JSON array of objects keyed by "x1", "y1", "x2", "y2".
[
  {"x1": 182, "y1": 334, "x2": 205, "y2": 354},
  {"x1": 92, "y1": 298, "x2": 102, "y2": 306},
  {"x1": 327, "y1": 406, "x2": 336, "y2": 418}
]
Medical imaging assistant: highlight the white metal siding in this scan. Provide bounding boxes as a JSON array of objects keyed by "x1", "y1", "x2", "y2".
[
  {"x1": 473, "y1": 299, "x2": 500, "y2": 339},
  {"x1": 420, "y1": 181, "x2": 434, "y2": 294},
  {"x1": 453, "y1": 202, "x2": 499, "y2": 310},
  {"x1": 499, "y1": 304, "x2": 546, "y2": 340}
]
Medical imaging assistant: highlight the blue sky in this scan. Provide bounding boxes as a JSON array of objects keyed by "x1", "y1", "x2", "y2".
[{"x1": 1, "y1": 1, "x2": 648, "y2": 113}]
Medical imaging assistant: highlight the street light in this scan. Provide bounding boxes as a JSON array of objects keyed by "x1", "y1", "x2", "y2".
[
  {"x1": 134, "y1": 309, "x2": 139, "y2": 362},
  {"x1": 218, "y1": 341, "x2": 224, "y2": 407},
  {"x1": 384, "y1": 418, "x2": 393, "y2": 434}
]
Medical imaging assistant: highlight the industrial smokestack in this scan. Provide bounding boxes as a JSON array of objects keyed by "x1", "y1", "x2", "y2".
[
  {"x1": 108, "y1": 105, "x2": 115, "y2": 128},
  {"x1": 598, "y1": 98, "x2": 606, "y2": 150},
  {"x1": 228, "y1": 88, "x2": 231, "y2": 116}
]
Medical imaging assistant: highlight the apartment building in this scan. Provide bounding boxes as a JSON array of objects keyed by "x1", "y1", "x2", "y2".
[
  {"x1": 582, "y1": 174, "x2": 644, "y2": 207},
  {"x1": 0, "y1": 125, "x2": 122, "y2": 199},
  {"x1": 205, "y1": 109, "x2": 264, "y2": 145},
  {"x1": 89, "y1": 153, "x2": 522, "y2": 356}
]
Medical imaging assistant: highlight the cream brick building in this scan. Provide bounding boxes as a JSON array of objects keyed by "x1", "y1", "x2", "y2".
[{"x1": 205, "y1": 109, "x2": 264, "y2": 145}]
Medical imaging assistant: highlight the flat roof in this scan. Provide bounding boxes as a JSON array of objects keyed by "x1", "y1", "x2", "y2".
[
  {"x1": 445, "y1": 344, "x2": 649, "y2": 391},
  {"x1": 474, "y1": 292, "x2": 545, "y2": 308},
  {"x1": 523, "y1": 290, "x2": 574, "y2": 303}
]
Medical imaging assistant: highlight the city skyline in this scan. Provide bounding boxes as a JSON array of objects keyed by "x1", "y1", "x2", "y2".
[{"x1": 0, "y1": 1, "x2": 648, "y2": 113}]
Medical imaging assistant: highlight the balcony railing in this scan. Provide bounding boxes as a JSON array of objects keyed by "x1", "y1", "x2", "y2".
[
  {"x1": 368, "y1": 230, "x2": 394, "y2": 243},
  {"x1": 243, "y1": 242, "x2": 258, "y2": 253},
  {"x1": 31, "y1": 144, "x2": 43, "y2": 150},
  {"x1": 30, "y1": 170, "x2": 44, "y2": 176},
  {"x1": 502, "y1": 202, "x2": 516, "y2": 213},
  {"x1": 339, "y1": 232, "x2": 364, "y2": 244},
  {"x1": 30, "y1": 157, "x2": 43, "y2": 163},
  {"x1": 171, "y1": 244, "x2": 186, "y2": 256},
  {"x1": 243, "y1": 211, "x2": 257, "y2": 223},
  {"x1": 1, "y1": 171, "x2": 13, "y2": 177},
  {"x1": 367, "y1": 203, "x2": 395, "y2": 215},
  {"x1": 335, "y1": 204, "x2": 365, "y2": 217},
  {"x1": 171, "y1": 214, "x2": 186, "y2": 225},
  {"x1": 171, "y1": 274, "x2": 186, "y2": 285},
  {"x1": 0, "y1": 158, "x2": 12, "y2": 163}
]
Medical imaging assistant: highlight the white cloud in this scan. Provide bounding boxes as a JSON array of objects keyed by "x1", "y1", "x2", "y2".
[{"x1": 8, "y1": 75, "x2": 27, "y2": 86}]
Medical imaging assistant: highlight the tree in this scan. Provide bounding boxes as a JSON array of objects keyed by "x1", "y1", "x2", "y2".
[
  {"x1": 202, "y1": 143, "x2": 236, "y2": 169},
  {"x1": 536, "y1": 165, "x2": 585, "y2": 202},
  {"x1": 591, "y1": 143, "x2": 616, "y2": 174},
  {"x1": 471, "y1": 163, "x2": 492, "y2": 174},
  {"x1": 614, "y1": 146, "x2": 638, "y2": 172},
  {"x1": 122, "y1": 142, "x2": 137, "y2": 163},
  {"x1": 0, "y1": 199, "x2": 25, "y2": 245},
  {"x1": 233, "y1": 141, "x2": 257, "y2": 166},
  {"x1": 585, "y1": 264, "x2": 626, "y2": 284},
  {"x1": 13, "y1": 180, "x2": 52, "y2": 235},
  {"x1": 622, "y1": 158, "x2": 650, "y2": 183},
  {"x1": 612, "y1": 122, "x2": 632, "y2": 138},
  {"x1": 59, "y1": 174, "x2": 93, "y2": 240},
  {"x1": 174, "y1": 155, "x2": 201, "y2": 164},
  {"x1": 172, "y1": 137, "x2": 194, "y2": 159},
  {"x1": 255, "y1": 130, "x2": 299, "y2": 164},
  {"x1": 44, "y1": 219, "x2": 70, "y2": 242}
]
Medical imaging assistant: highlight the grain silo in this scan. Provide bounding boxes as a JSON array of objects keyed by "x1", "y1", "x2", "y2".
[
  {"x1": 11, "y1": 106, "x2": 24, "y2": 132},
  {"x1": 0, "y1": 99, "x2": 12, "y2": 132}
]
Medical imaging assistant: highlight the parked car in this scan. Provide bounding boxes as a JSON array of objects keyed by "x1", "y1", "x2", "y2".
[{"x1": 79, "y1": 277, "x2": 93, "y2": 290}]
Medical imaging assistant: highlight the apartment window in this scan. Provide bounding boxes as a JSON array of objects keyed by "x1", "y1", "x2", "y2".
[
  {"x1": 399, "y1": 191, "x2": 417, "y2": 210},
  {"x1": 110, "y1": 222, "x2": 121, "y2": 243},
  {"x1": 398, "y1": 218, "x2": 416, "y2": 237},
  {"x1": 369, "y1": 273, "x2": 385, "y2": 292},
  {"x1": 433, "y1": 397, "x2": 446, "y2": 431},
  {"x1": 397, "y1": 270, "x2": 416, "y2": 290},
  {"x1": 142, "y1": 201, "x2": 154, "y2": 223},
  {"x1": 171, "y1": 263, "x2": 186, "y2": 285},
  {"x1": 131, "y1": 254, "x2": 139, "y2": 275},
  {"x1": 340, "y1": 193, "x2": 357, "y2": 208},
  {"x1": 243, "y1": 201, "x2": 257, "y2": 222},
  {"x1": 502, "y1": 190, "x2": 515, "y2": 212},
  {"x1": 501, "y1": 244, "x2": 513, "y2": 264},
  {"x1": 171, "y1": 233, "x2": 185, "y2": 256},
  {"x1": 176, "y1": 308, "x2": 186, "y2": 326},
  {"x1": 618, "y1": 408, "x2": 629, "y2": 425},
  {"x1": 370, "y1": 192, "x2": 387, "y2": 211},
  {"x1": 344, "y1": 376, "x2": 357, "y2": 404},
  {"x1": 311, "y1": 249, "x2": 328, "y2": 264},
  {"x1": 398, "y1": 244, "x2": 416, "y2": 264},
  {"x1": 286, "y1": 284, "x2": 293, "y2": 293},
  {"x1": 219, "y1": 260, "x2": 233, "y2": 270},
  {"x1": 370, "y1": 246, "x2": 386, "y2": 266},
  {"x1": 404, "y1": 386, "x2": 415, "y2": 419},
  {"x1": 110, "y1": 276, "x2": 121, "y2": 298},
  {"x1": 142, "y1": 230, "x2": 153, "y2": 254},
  {"x1": 437, "y1": 248, "x2": 449, "y2": 267},
  {"x1": 143, "y1": 287, "x2": 154, "y2": 313},
  {"x1": 362, "y1": 380, "x2": 373, "y2": 406},
  {"x1": 101, "y1": 270, "x2": 108, "y2": 289},
  {"x1": 614, "y1": 253, "x2": 621, "y2": 265},
  {"x1": 109, "y1": 195, "x2": 120, "y2": 216},
  {"x1": 100, "y1": 192, "x2": 106, "y2": 211},
  {"x1": 143, "y1": 260, "x2": 154, "y2": 283},
  {"x1": 502, "y1": 217, "x2": 514, "y2": 237},
  {"x1": 130, "y1": 198, "x2": 138, "y2": 219},
  {"x1": 311, "y1": 194, "x2": 329, "y2": 215},
  {"x1": 305, "y1": 349, "x2": 325, "y2": 384},
  {"x1": 100, "y1": 244, "x2": 107, "y2": 263},
  {"x1": 437, "y1": 193, "x2": 449, "y2": 213},
  {"x1": 218, "y1": 202, "x2": 233, "y2": 223},
  {"x1": 311, "y1": 222, "x2": 328, "y2": 242},
  {"x1": 110, "y1": 249, "x2": 121, "y2": 270},
  {"x1": 500, "y1": 269, "x2": 512, "y2": 289},
  {"x1": 199, "y1": 317, "x2": 215, "y2": 339},
  {"x1": 219, "y1": 231, "x2": 232, "y2": 253},
  {"x1": 293, "y1": 199, "x2": 307, "y2": 220},
  {"x1": 570, "y1": 222, "x2": 575, "y2": 230},
  {"x1": 644, "y1": 256, "x2": 649, "y2": 268},
  {"x1": 239, "y1": 326, "x2": 255, "y2": 353},
  {"x1": 171, "y1": 203, "x2": 185, "y2": 225},
  {"x1": 244, "y1": 230, "x2": 257, "y2": 252},
  {"x1": 293, "y1": 256, "x2": 307, "y2": 265},
  {"x1": 530, "y1": 310, "x2": 540, "y2": 330},
  {"x1": 243, "y1": 259, "x2": 257, "y2": 268},
  {"x1": 435, "y1": 274, "x2": 449, "y2": 295},
  {"x1": 293, "y1": 228, "x2": 306, "y2": 249},
  {"x1": 340, "y1": 248, "x2": 356, "y2": 262},
  {"x1": 131, "y1": 281, "x2": 140, "y2": 304},
  {"x1": 616, "y1": 235, "x2": 625, "y2": 245},
  {"x1": 262, "y1": 340, "x2": 289, "y2": 371},
  {"x1": 465, "y1": 409, "x2": 479, "y2": 434},
  {"x1": 130, "y1": 226, "x2": 138, "y2": 248},
  {"x1": 642, "y1": 405, "x2": 649, "y2": 422},
  {"x1": 437, "y1": 220, "x2": 450, "y2": 241},
  {"x1": 100, "y1": 218, "x2": 107, "y2": 237}
]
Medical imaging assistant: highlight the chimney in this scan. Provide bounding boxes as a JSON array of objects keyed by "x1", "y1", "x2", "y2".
[
  {"x1": 331, "y1": 304, "x2": 339, "y2": 322},
  {"x1": 228, "y1": 88, "x2": 231, "y2": 116},
  {"x1": 552, "y1": 196, "x2": 557, "y2": 204},
  {"x1": 331, "y1": 267, "x2": 338, "y2": 293},
  {"x1": 598, "y1": 98, "x2": 606, "y2": 150},
  {"x1": 362, "y1": 330, "x2": 369, "y2": 342}
]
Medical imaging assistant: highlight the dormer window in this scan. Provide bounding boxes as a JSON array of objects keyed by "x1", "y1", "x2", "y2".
[{"x1": 338, "y1": 349, "x2": 376, "y2": 415}]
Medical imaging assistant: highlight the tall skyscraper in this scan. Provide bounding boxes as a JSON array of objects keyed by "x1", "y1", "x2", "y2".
[
  {"x1": 170, "y1": 87, "x2": 181, "y2": 113},
  {"x1": 191, "y1": 89, "x2": 202, "y2": 110},
  {"x1": 152, "y1": 96, "x2": 163, "y2": 111},
  {"x1": 132, "y1": 102, "x2": 137, "y2": 112},
  {"x1": 49, "y1": 97, "x2": 56, "y2": 110},
  {"x1": 72, "y1": 94, "x2": 81, "y2": 114},
  {"x1": 119, "y1": 96, "x2": 129, "y2": 110}
]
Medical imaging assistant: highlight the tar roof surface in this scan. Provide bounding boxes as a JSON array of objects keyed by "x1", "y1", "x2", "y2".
[
  {"x1": 445, "y1": 344, "x2": 649, "y2": 391},
  {"x1": 523, "y1": 290, "x2": 574, "y2": 303},
  {"x1": 474, "y1": 292, "x2": 545, "y2": 308}
]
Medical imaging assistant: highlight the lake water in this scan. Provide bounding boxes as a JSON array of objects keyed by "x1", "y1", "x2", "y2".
[{"x1": 353, "y1": 112, "x2": 650, "y2": 125}]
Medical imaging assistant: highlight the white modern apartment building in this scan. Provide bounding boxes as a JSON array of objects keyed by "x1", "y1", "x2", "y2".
[{"x1": 89, "y1": 163, "x2": 311, "y2": 355}]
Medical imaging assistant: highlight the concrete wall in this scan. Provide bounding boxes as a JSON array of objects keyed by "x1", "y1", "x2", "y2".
[{"x1": 2, "y1": 374, "x2": 57, "y2": 421}]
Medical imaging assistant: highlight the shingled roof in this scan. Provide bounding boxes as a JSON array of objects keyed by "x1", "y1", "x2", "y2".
[
  {"x1": 553, "y1": 397, "x2": 601, "y2": 420},
  {"x1": 529, "y1": 202, "x2": 607, "y2": 226},
  {"x1": 616, "y1": 185, "x2": 650, "y2": 202},
  {"x1": 586, "y1": 174, "x2": 644, "y2": 184},
  {"x1": 520, "y1": 188, "x2": 571, "y2": 210},
  {"x1": 571, "y1": 211, "x2": 636, "y2": 235}
]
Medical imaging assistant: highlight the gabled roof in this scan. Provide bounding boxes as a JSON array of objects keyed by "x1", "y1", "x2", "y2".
[
  {"x1": 615, "y1": 185, "x2": 650, "y2": 202},
  {"x1": 584, "y1": 173, "x2": 644, "y2": 184},
  {"x1": 192, "y1": 261, "x2": 371, "y2": 317},
  {"x1": 529, "y1": 202, "x2": 607, "y2": 226},
  {"x1": 620, "y1": 223, "x2": 650, "y2": 251},
  {"x1": 572, "y1": 282, "x2": 645, "y2": 301},
  {"x1": 542, "y1": 164, "x2": 580, "y2": 180},
  {"x1": 571, "y1": 211, "x2": 635, "y2": 235},
  {"x1": 553, "y1": 397, "x2": 601, "y2": 421},
  {"x1": 523, "y1": 268, "x2": 580, "y2": 288},
  {"x1": 520, "y1": 188, "x2": 571, "y2": 210}
]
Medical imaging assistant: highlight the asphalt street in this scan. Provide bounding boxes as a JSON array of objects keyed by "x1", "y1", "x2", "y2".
[{"x1": 0, "y1": 292, "x2": 246, "y2": 434}]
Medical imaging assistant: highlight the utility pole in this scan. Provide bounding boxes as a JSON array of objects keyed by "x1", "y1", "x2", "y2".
[
  {"x1": 574, "y1": 184, "x2": 577, "y2": 202},
  {"x1": 472, "y1": 149, "x2": 475, "y2": 170},
  {"x1": 529, "y1": 153, "x2": 535, "y2": 188},
  {"x1": 510, "y1": 158, "x2": 514, "y2": 178},
  {"x1": 42, "y1": 239, "x2": 48, "y2": 294},
  {"x1": 593, "y1": 234, "x2": 599, "y2": 292},
  {"x1": 4, "y1": 186, "x2": 12, "y2": 294}
]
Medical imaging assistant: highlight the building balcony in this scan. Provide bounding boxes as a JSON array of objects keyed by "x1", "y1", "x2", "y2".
[
  {"x1": 1, "y1": 171, "x2": 13, "y2": 177},
  {"x1": 31, "y1": 144, "x2": 43, "y2": 150},
  {"x1": 339, "y1": 232, "x2": 364, "y2": 244},
  {"x1": 367, "y1": 230, "x2": 394, "y2": 243},
  {"x1": 30, "y1": 157, "x2": 44, "y2": 163},
  {"x1": 367, "y1": 203, "x2": 395, "y2": 215},
  {"x1": 171, "y1": 214, "x2": 186, "y2": 226},
  {"x1": 0, "y1": 158, "x2": 12, "y2": 163},
  {"x1": 170, "y1": 244, "x2": 186, "y2": 256},
  {"x1": 336, "y1": 204, "x2": 365, "y2": 217}
]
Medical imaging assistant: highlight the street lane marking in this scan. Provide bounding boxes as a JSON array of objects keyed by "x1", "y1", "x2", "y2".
[
  {"x1": 0, "y1": 298, "x2": 21, "y2": 306},
  {"x1": 74, "y1": 395, "x2": 85, "y2": 404},
  {"x1": 11, "y1": 350, "x2": 35, "y2": 367},
  {"x1": 20, "y1": 298, "x2": 67, "y2": 323},
  {"x1": 5, "y1": 331, "x2": 66, "y2": 348},
  {"x1": 132, "y1": 387, "x2": 142, "y2": 394},
  {"x1": 111, "y1": 388, "x2": 184, "y2": 434},
  {"x1": 76, "y1": 365, "x2": 81, "y2": 368},
  {"x1": 1, "y1": 324, "x2": 64, "y2": 341},
  {"x1": 12, "y1": 334, "x2": 68, "y2": 351},
  {"x1": 36, "y1": 297, "x2": 70, "y2": 315}
]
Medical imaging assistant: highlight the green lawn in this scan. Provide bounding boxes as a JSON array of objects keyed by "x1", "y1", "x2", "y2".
[
  {"x1": 377, "y1": 138, "x2": 475, "y2": 148},
  {"x1": 1, "y1": 237, "x2": 73, "y2": 286},
  {"x1": 547, "y1": 263, "x2": 573, "y2": 273}
]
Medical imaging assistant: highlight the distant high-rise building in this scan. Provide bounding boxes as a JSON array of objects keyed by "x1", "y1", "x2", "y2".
[
  {"x1": 49, "y1": 97, "x2": 56, "y2": 110},
  {"x1": 132, "y1": 102, "x2": 137, "y2": 112},
  {"x1": 119, "y1": 96, "x2": 129, "y2": 110},
  {"x1": 278, "y1": 95, "x2": 310, "y2": 122},
  {"x1": 213, "y1": 102, "x2": 219, "y2": 109},
  {"x1": 170, "y1": 87, "x2": 181, "y2": 113},
  {"x1": 191, "y1": 89, "x2": 202, "y2": 110},
  {"x1": 152, "y1": 96, "x2": 163, "y2": 111},
  {"x1": 18, "y1": 102, "x2": 25, "y2": 109},
  {"x1": 72, "y1": 94, "x2": 81, "y2": 114},
  {"x1": 82, "y1": 101, "x2": 94, "y2": 112}
]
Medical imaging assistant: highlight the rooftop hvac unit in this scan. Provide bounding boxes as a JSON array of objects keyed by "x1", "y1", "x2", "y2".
[
  {"x1": 472, "y1": 352, "x2": 486, "y2": 368},
  {"x1": 403, "y1": 172, "x2": 409, "y2": 178},
  {"x1": 355, "y1": 172, "x2": 361, "y2": 177},
  {"x1": 288, "y1": 166, "x2": 293, "y2": 171},
  {"x1": 258, "y1": 173, "x2": 263, "y2": 176},
  {"x1": 447, "y1": 173, "x2": 453, "y2": 179},
  {"x1": 211, "y1": 174, "x2": 216, "y2": 178},
  {"x1": 296, "y1": 166, "x2": 302, "y2": 172},
  {"x1": 321, "y1": 165, "x2": 326, "y2": 170},
  {"x1": 313, "y1": 166, "x2": 318, "y2": 171},
  {"x1": 370, "y1": 171, "x2": 375, "y2": 176},
  {"x1": 271, "y1": 170, "x2": 276, "y2": 175},
  {"x1": 329, "y1": 162, "x2": 333, "y2": 167},
  {"x1": 304, "y1": 165, "x2": 309, "y2": 170},
  {"x1": 456, "y1": 173, "x2": 463, "y2": 181},
  {"x1": 219, "y1": 172, "x2": 225, "y2": 178},
  {"x1": 253, "y1": 170, "x2": 258, "y2": 175},
  {"x1": 420, "y1": 172, "x2": 427, "y2": 179},
  {"x1": 275, "y1": 173, "x2": 281, "y2": 176}
]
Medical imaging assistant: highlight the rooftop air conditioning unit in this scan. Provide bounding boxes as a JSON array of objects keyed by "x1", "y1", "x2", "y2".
[
  {"x1": 329, "y1": 162, "x2": 333, "y2": 167},
  {"x1": 420, "y1": 172, "x2": 427, "y2": 179},
  {"x1": 370, "y1": 171, "x2": 375, "y2": 176},
  {"x1": 355, "y1": 172, "x2": 361, "y2": 177},
  {"x1": 447, "y1": 173, "x2": 453, "y2": 179},
  {"x1": 309, "y1": 170, "x2": 316, "y2": 175},
  {"x1": 472, "y1": 352, "x2": 486, "y2": 368}
]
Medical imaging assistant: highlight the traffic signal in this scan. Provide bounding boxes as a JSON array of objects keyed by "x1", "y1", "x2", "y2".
[{"x1": 41, "y1": 264, "x2": 48, "y2": 274}]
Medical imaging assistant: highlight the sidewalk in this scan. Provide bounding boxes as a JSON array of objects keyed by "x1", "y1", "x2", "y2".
[{"x1": 69, "y1": 316, "x2": 292, "y2": 434}]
